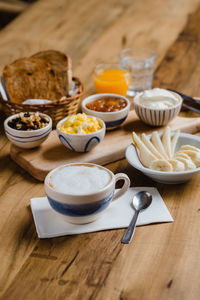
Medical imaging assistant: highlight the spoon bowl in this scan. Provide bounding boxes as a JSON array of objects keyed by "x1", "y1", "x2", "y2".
[
  {"x1": 133, "y1": 191, "x2": 152, "y2": 211},
  {"x1": 121, "y1": 191, "x2": 152, "y2": 244}
]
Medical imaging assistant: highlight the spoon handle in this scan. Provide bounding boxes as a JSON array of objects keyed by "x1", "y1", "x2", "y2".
[{"x1": 121, "y1": 211, "x2": 139, "y2": 244}]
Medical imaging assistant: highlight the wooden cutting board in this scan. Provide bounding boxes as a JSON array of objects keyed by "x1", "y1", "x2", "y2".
[{"x1": 10, "y1": 110, "x2": 200, "y2": 181}]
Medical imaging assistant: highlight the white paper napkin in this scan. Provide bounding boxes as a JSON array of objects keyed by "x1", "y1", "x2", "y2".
[{"x1": 30, "y1": 187, "x2": 173, "y2": 238}]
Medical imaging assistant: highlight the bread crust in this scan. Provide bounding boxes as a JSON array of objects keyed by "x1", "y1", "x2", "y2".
[{"x1": 3, "y1": 50, "x2": 72, "y2": 104}]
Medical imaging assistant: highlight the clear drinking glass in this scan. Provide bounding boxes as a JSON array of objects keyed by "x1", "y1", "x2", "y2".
[{"x1": 119, "y1": 48, "x2": 156, "y2": 97}]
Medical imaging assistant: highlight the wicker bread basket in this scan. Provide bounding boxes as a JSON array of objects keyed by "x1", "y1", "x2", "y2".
[{"x1": 0, "y1": 77, "x2": 83, "y2": 127}]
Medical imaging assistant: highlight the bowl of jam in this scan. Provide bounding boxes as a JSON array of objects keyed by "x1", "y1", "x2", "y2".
[{"x1": 82, "y1": 93, "x2": 130, "y2": 130}]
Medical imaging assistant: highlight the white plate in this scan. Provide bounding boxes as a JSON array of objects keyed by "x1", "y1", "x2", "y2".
[{"x1": 126, "y1": 133, "x2": 200, "y2": 184}]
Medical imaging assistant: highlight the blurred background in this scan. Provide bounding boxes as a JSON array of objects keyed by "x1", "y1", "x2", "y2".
[{"x1": 0, "y1": 0, "x2": 36, "y2": 29}]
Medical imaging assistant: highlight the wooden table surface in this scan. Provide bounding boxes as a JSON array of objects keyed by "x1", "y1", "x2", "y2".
[{"x1": 0, "y1": 0, "x2": 200, "y2": 299}]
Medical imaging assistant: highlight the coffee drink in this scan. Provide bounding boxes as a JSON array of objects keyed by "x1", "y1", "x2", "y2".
[{"x1": 49, "y1": 164, "x2": 112, "y2": 195}]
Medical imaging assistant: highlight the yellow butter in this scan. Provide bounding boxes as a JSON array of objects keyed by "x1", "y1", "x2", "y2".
[{"x1": 59, "y1": 113, "x2": 102, "y2": 134}]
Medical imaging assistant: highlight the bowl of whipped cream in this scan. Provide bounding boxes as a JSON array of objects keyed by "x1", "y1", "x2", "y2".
[{"x1": 134, "y1": 88, "x2": 182, "y2": 126}]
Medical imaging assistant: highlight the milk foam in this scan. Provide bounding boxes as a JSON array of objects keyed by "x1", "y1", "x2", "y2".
[{"x1": 49, "y1": 165, "x2": 111, "y2": 194}]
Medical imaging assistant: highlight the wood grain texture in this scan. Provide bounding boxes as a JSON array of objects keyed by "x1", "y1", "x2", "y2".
[
  {"x1": 10, "y1": 112, "x2": 200, "y2": 181},
  {"x1": 0, "y1": 0, "x2": 200, "y2": 299},
  {"x1": 0, "y1": 0, "x2": 199, "y2": 88},
  {"x1": 153, "y1": 6, "x2": 200, "y2": 98},
  {"x1": 0, "y1": 0, "x2": 29, "y2": 13}
]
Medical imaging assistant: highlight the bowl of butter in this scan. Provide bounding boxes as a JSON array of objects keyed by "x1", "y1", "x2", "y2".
[
  {"x1": 56, "y1": 113, "x2": 105, "y2": 152},
  {"x1": 134, "y1": 88, "x2": 182, "y2": 126}
]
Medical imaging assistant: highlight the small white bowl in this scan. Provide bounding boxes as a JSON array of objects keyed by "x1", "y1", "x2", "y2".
[
  {"x1": 134, "y1": 91, "x2": 182, "y2": 126},
  {"x1": 81, "y1": 93, "x2": 130, "y2": 130},
  {"x1": 56, "y1": 115, "x2": 105, "y2": 152},
  {"x1": 126, "y1": 132, "x2": 200, "y2": 184},
  {"x1": 4, "y1": 112, "x2": 52, "y2": 149}
]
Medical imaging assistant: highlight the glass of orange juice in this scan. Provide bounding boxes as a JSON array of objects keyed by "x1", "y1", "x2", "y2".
[{"x1": 94, "y1": 64, "x2": 130, "y2": 96}]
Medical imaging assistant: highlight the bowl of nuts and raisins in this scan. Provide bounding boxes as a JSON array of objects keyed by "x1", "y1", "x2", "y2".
[{"x1": 4, "y1": 112, "x2": 52, "y2": 148}]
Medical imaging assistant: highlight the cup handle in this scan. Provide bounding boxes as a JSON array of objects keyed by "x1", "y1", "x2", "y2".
[{"x1": 112, "y1": 173, "x2": 130, "y2": 201}]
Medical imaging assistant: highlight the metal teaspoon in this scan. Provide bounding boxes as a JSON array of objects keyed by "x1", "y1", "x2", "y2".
[{"x1": 121, "y1": 191, "x2": 152, "y2": 244}]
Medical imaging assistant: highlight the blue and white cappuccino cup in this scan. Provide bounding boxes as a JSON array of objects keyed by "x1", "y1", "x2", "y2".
[{"x1": 45, "y1": 163, "x2": 130, "y2": 224}]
